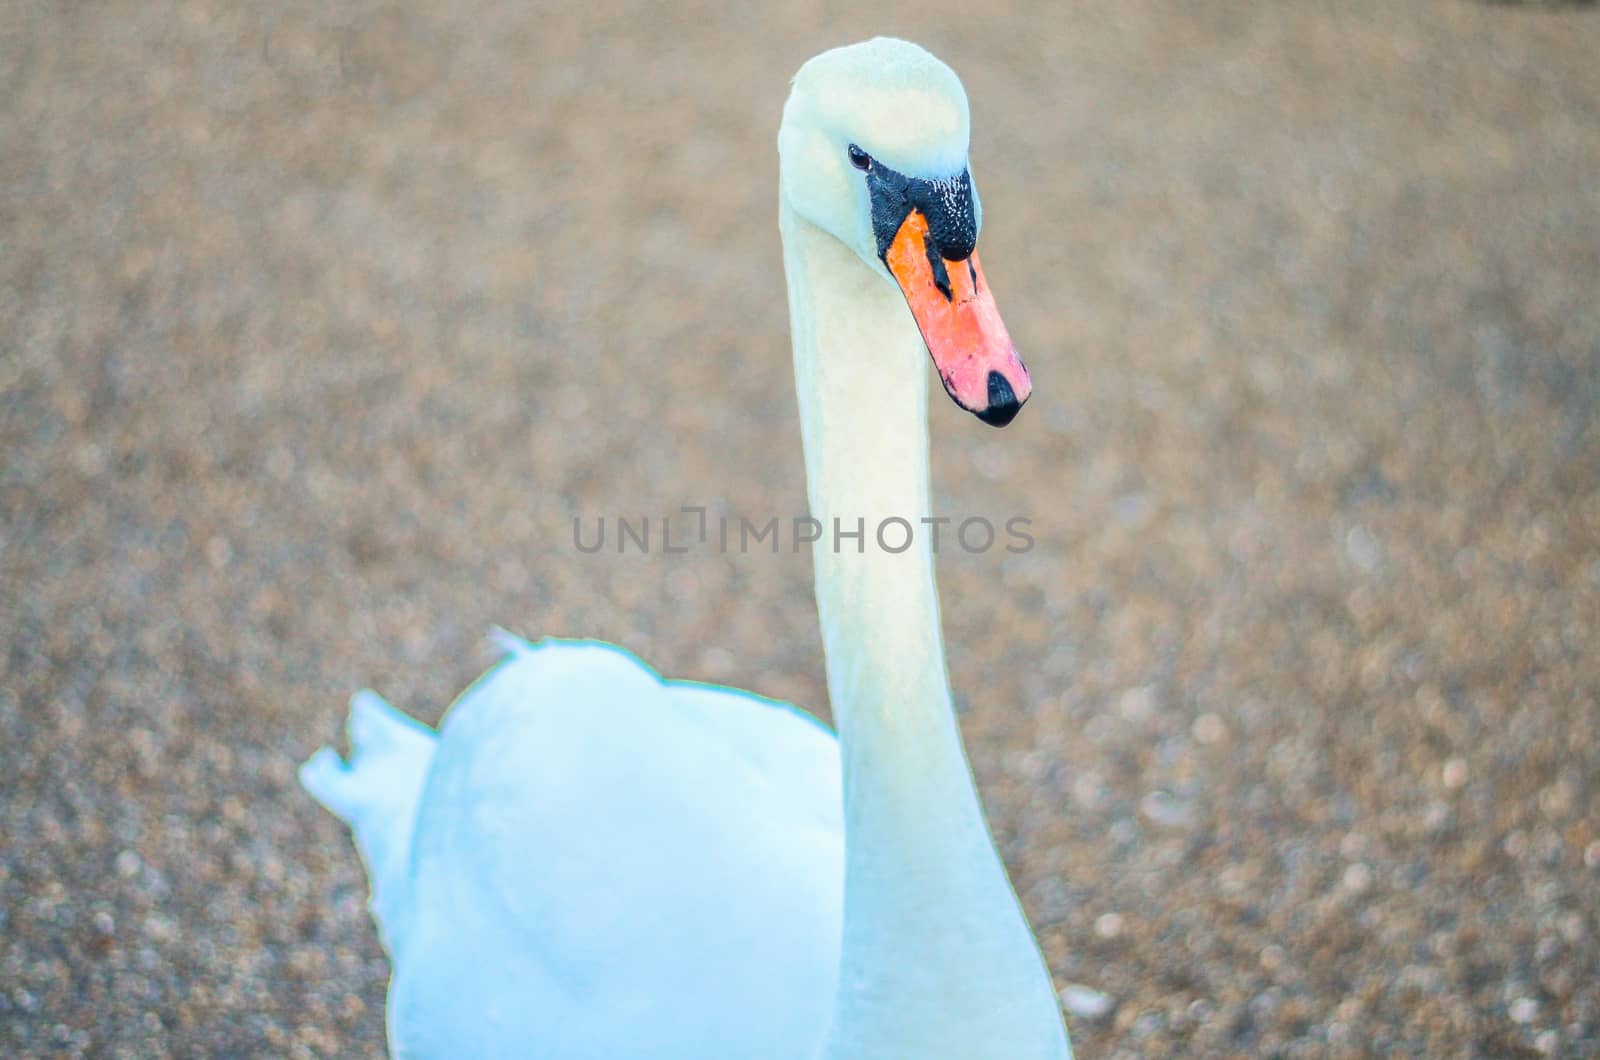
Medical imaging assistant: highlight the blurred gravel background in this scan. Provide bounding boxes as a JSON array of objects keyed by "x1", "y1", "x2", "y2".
[{"x1": 3, "y1": 2, "x2": 1599, "y2": 1057}]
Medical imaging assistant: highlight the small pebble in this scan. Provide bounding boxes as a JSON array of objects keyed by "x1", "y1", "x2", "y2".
[
  {"x1": 1139, "y1": 790, "x2": 1194, "y2": 829},
  {"x1": 699, "y1": 647, "x2": 735, "y2": 677},
  {"x1": 1191, "y1": 712, "x2": 1226, "y2": 745},
  {"x1": 1345, "y1": 525, "x2": 1382, "y2": 571},
  {"x1": 1058, "y1": 983, "x2": 1116, "y2": 1021},
  {"x1": 1118, "y1": 685, "x2": 1158, "y2": 722},
  {"x1": 206, "y1": 535, "x2": 233, "y2": 569}
]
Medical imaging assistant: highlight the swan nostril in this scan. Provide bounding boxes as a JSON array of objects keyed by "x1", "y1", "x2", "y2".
[{"x1": 975, "y1": 371, "x2": 1023, "y2": 427}]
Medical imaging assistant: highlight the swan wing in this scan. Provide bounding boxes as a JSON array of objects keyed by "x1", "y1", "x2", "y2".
[
  {"x1": 300, "y1": 689, "x2": 437, "y2": 955},
  {"x1": 304, "y1": 635, "x2": 843, "y2": 1059}
]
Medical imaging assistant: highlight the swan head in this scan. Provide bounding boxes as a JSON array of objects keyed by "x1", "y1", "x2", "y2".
[{"x1": 779, "y1": 38, "x2": 1031, "y2": 427}]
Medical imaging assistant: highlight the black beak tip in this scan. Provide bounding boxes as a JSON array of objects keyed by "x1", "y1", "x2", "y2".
[{"x1": 975, "y1": 370, "x2": 1024, "y2": 427}]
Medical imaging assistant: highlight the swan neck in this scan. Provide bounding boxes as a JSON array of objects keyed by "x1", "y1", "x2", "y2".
[
  {"x1": 780, "y1": 202, "x2": 1070, "y2": 1058},
  {"x1": 781, "y1": 203, "x2": 956, "y2": 783}
]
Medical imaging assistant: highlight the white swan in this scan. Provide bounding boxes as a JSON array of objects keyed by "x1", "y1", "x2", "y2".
[{"x1": 302, "y1": 38, "x2": 1072, "y2": 1059}]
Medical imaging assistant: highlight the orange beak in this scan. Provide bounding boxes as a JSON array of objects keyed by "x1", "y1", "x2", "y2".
[{"x1": 884, "y1": 211, "x2": 1031, "y2": 426}]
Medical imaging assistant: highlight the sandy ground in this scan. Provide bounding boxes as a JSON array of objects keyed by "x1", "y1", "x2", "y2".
[{"x1": 3, "y1": 1, "x2": 1599, "y2": 1056}]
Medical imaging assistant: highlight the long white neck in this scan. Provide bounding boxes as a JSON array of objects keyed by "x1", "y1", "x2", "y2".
[{"x1": 781, "y1": 203, "x2": 1071, "y2": 1059}]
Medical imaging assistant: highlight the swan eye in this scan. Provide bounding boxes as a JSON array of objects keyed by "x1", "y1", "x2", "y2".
[{"x1": 847, "y1": 144, "x2": 872, "y2": 171}]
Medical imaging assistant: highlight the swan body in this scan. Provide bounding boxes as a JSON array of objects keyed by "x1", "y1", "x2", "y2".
[
  {"x1": 304, "y1": 38, "x2": 1072, "y2": 1060},
  {"x1": 303, "y1": 635, "x2": 842, "y2": 1057}
]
